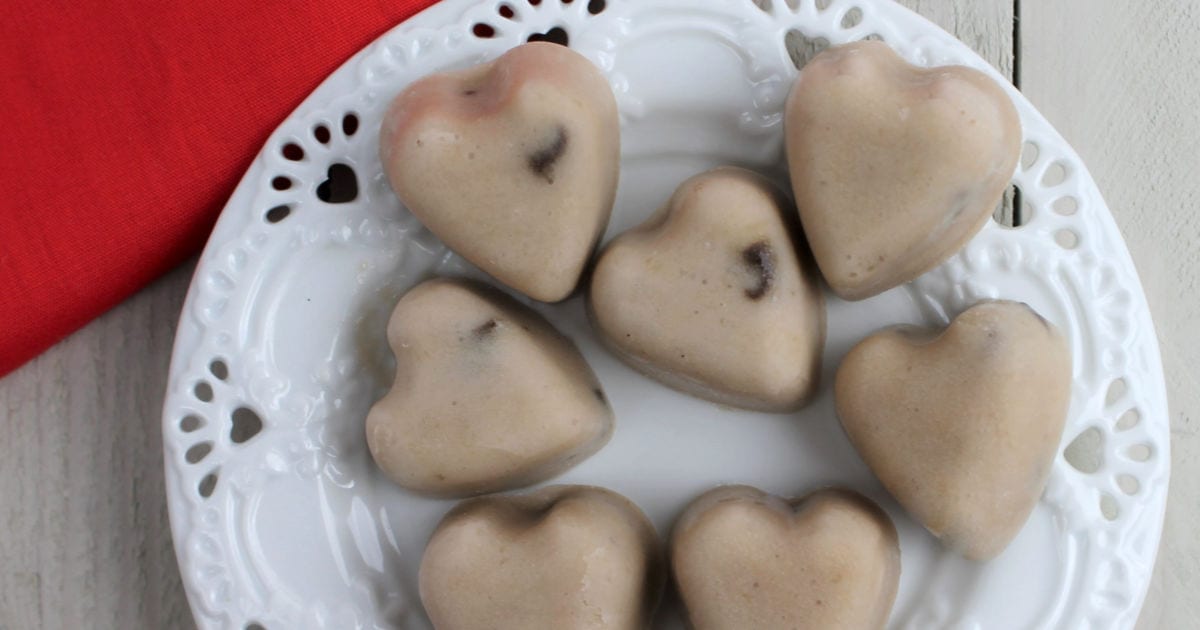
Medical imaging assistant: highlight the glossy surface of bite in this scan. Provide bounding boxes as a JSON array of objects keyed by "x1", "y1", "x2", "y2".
[
  {"x1": 380, "y1": 42, "x2": 620, "y2": 302},
  {"x1": 366, "y1": 278, "x2": 612, "y2": 497},
  {"x1": 786, "y1": 41, "x2": 1021, "y2": 300},
  {"x1": 589, "y1": 167, "x2": 825, "y2": 411},
  {"x1": 672, "y1": 485, "x2": 900, "y2": 630},
  {"x1": 835, "y1": 300, "x2": 1072, "y2": 559},
  {"x1": 420, "y1": 485, "x2": 664, "y2": 630}
]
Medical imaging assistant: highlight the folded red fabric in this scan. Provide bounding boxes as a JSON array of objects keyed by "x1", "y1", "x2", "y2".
[{"x1": 0, "y1": 0, "x2": 437, "y2": 377}]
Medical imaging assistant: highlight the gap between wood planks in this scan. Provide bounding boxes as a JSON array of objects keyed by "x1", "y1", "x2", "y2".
[
  {"x1": 1012, "y1": 0, "x2": 1023, "y2": 226},
  {"x1": 993, "y1": 0, "x2": 1023, "y2": 228}
]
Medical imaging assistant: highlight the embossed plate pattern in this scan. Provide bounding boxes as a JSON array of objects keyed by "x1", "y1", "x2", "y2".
[{"x1": 161, "y1": 1, "x2": 1169, "y2": 628}]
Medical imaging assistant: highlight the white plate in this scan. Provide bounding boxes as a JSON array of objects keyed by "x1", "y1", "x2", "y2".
[{"x1": 161, "y1": 1, "x2": 1170, "y2": 628}]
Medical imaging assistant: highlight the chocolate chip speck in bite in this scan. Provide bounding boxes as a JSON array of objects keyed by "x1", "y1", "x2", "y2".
[
  {"x1": 472, "y1": 318, "x2": 499, "y2": 340},
  {"x1": 741, "y1": 240, "x2": 775, "y2": 301},
  {"x1": 527, "y1": 125, "x2": 568, "y2": 184}
]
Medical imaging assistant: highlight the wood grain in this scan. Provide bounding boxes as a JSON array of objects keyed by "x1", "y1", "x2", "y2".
[
  {"x1": 1021, "y1": 3, "x2": 1200, "y2": 629},
  {"x1": 0, "y1": 264, "x2": 196, "y2": 630},
  {"x1": 901, "y1": 0, "x2": 1015, "y2": 78},
  {"x1": 3, "y1": 2, "x2": 1193, "y2": 629}
]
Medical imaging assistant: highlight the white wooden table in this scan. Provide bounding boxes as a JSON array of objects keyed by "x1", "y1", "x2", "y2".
[{"x1": 1, "y1": 1, "x2": 1195, "y2": 628}]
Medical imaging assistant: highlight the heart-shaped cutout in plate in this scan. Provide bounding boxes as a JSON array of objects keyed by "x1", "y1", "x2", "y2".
[{"x1": 316, "y1": 163, "x2": 358, "y2": 204}]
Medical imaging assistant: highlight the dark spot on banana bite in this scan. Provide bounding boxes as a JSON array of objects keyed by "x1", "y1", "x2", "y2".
[
  {"x1": 472, "y1": 318, "x2": 499, "y2": 340},
  {"x1": 742, "y1": 241, "x2": 775, "y2": 300},
  {"x1": 528, "y1": 125, "x2": 568, "y2": 184}
]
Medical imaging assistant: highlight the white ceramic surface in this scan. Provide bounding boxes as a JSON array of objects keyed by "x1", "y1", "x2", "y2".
[{"x1": 161, "y1": 0, "x2": 1170, "y2": 628}]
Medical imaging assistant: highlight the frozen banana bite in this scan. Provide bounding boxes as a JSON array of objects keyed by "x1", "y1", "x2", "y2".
[
  {"x1": 785, "y1": 40, "x2": 1021, "y2": 300},
  {"x1": 366, "y1": 278, "x2": 613, "y2": 497},
  {"x1": 420, "y1": 485, "x2": 664, "y2": 630},
  {"x1": 380, "y1": 42, "x2": 620, "y2": 302},
  {"x1": 671, "y1": 486, "x2": 900, "y2": 630},
  {"x1": 589, "y1": 167, "x2": 825, "y2": 412},
  {"x1": 835, "y1": 300, "x2": 1072, "y2": 560}
]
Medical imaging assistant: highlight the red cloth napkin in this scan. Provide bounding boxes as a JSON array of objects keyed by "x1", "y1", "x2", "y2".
[{"x1": 0, "y1": 0, "x2": 437, "y2": 377}]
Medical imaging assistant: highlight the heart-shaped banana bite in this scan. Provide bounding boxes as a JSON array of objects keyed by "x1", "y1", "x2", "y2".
[
  {"x1": 589, "y1": 167, "x2": 825, "y2": 411},
  {"x1": 420, "y1": 485, "x2": 664, "y2": 630},
  {"x1": 380, "y1": 42, "x2": 619, "y2": 302},
  {"x1": 835, "y1": 300, "x2": 1072, "y2": 560},
  {"x1": 366, "y1": 278, "x2": 613, "y2": 497},
  {"x1": 785, "y1": 41, "x2": 1021, "y2": 300},
  {"x1": 671, "y1": 486, "x2": 900, "y2": 630}
]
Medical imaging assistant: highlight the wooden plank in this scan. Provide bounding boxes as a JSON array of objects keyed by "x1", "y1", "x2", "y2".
[
  {"x1": 0, "y1": 264, "x2": 196, "y2": 630},
  {"x1": 898, "y1": 0, "x2": 1015, "y2": 79},
  {"x1": 1021, "y1": 3, "x2": 1200, "y2": 629}
]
